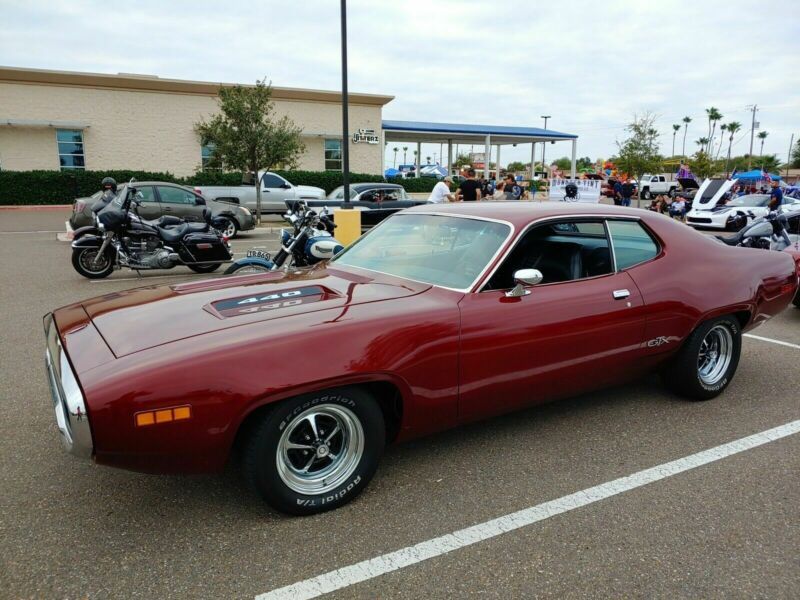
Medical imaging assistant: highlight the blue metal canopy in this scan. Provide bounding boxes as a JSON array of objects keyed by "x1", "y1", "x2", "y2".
[{"x1": 382, "y1": 120, "x2": 577, "y2": 143}]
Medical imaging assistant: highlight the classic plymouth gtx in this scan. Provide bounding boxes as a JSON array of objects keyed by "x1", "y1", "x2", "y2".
[{"x1": 44, "y1": 203, "x2": 798, "y2": 514}]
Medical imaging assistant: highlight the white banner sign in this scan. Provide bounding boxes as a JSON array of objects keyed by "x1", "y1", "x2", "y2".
[{"x1": 548, "y1": 178, "x2": 602, "y2": 203}]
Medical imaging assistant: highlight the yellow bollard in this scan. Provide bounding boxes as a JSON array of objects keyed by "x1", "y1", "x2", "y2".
[{"x1": 333, "y1": 208, "x2": 362, "y2": 246}]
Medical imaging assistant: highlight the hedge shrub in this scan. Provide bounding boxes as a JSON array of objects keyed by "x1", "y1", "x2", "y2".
[{"x1": 0, "y1": 169, "x2": 434, "y2": 205}]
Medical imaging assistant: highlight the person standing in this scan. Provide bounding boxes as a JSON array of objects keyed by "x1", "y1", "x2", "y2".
[
  {"x1": 613, "y1": 179, "x2": 623, "y2": 206},
  {"x1": 504, "y1": 175, "x2": 522, "y2": 200},
  {"x1": 620, "y1": 178, "x2": 635, "y2": 207},
  {"x1": 455, "y1": 168, "x2": 482, "y2": 201},
  {"x1": 427, "y1": 176, "x2": 455, "y2": 203},
  {"x1": 768, "y1": 180, "x2": 783, "y2": 210}
]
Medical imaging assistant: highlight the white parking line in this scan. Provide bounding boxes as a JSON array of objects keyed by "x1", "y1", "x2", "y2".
[
  {"x1": 744, "y1": 333, "x2": 800, "y2": 350},
  {"x1": 256, "y1": 419, "x2": 800, "y2": 600}
]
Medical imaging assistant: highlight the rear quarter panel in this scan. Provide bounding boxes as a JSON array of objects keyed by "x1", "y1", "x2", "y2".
[{"x1": 630, "y1": 213, "x2": 796, "y2": 358}]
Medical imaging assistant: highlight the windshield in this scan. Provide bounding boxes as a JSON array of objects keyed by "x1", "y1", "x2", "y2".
[
  {"x1": 727, "y1": 194, "x2": 769, "y2": 207},
  {"x1": 333, "y1": 213, "x2": 511, "y2": 290},
  {"x1": 328, "y1": 186, "x2": 358, "y2": 200}
]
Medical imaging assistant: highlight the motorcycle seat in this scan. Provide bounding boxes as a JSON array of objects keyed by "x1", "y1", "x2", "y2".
[{"x1": 157, "y1": 222, "x2": 209, "y2": 242}]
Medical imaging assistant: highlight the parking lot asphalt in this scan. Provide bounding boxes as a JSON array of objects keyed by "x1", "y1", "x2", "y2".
[{"x1": 1, "y1": 208, "x2": 798, "y2": 599}]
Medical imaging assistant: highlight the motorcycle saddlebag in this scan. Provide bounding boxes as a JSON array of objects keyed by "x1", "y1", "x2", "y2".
[{"x1": 181, "y1": 232, "x2": 232, "y2": 263}]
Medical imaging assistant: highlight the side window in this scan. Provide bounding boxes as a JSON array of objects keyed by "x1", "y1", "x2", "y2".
[
  {"x1": 324, "y1": 139, "x2": 342, "y2": 171},
  {"x1": 157, "y1": 186, "x2": 196, "y2": 205},
  {"x1": 137, "y1": 186, "x2": 157, "y2": 203},
  {"x1": 485, "y1": 219, "x2": 613, "y2": 290},
  {"x1": 261, "y1": 173, "x2": 284, "y2": 188},
  {"x1": 607, "y1": 220, "x2": 659, "y2": 270}
]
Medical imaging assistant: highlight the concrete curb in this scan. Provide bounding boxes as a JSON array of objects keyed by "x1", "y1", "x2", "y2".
[{"x1": 0, "y1": 204, "x2": 72, "y2": 211}]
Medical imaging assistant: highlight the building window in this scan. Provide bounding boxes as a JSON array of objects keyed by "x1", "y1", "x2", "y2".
[
  {"x1": 57, "y1": 129, "x2": 85, "y2": 170},
  {"x1": 324, "y1": 139, "x2": 342, "y2": 171},
  {"x1": 201, "y1": 143, "x2": 217, "y2": 170}
]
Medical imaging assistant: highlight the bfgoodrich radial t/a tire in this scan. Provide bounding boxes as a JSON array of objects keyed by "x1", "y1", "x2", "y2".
[
  {"x1": 663, "y1": 316, "x2": 742, "y2": 401},
  {"x1": 243, "y1": 388, "x2": 385, "y2": 515}
]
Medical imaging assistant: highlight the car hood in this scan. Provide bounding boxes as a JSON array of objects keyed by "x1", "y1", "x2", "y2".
[
  {"x1": 295, "y1": 185, "x2": 326, "y2": 197},
  {"x1": 81, "y1": 265, "x2": 431, "y2": 357}
]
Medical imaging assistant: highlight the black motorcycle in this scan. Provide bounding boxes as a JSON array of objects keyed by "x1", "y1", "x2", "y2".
[{"x1": 71, "y1": 182, "x2": 233, "y2": 279}]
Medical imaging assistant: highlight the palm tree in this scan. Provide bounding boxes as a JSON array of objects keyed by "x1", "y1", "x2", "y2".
[
  {"x1": 724, "y1": 122, "x2": 742, "y2": 176},
  {"x1": 392, "y1": 146, "x2": 398, "y2": 168},
  {"x1": 672, "y1": 124, "x2": 681, "y2": 157},
  {"x1": 696, "y1": 137, "x2": 709, "y2": 150},
  {"x1": 426, "y1": 155, "x2": 431, "y2": 164},
  {"x1": 757, "y1": 131, "x2": 768, "y2": 156},
  {"x1": 714, "y1": 124, "x2": 727, "y2": 160},
  {"x1": 705, "y1": 107, "x2": 722, "y2": 154},
  {"x1": 681, "y1": 116, "x2": 692, "y2": 157},
  {"x1": 402, "y1": 146, "x2": 408, "y2": 165}
]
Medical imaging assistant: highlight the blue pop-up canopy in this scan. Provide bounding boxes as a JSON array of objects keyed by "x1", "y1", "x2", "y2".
[{"x1": 732, "y1": 169, "x2": 781, "y2": 181}]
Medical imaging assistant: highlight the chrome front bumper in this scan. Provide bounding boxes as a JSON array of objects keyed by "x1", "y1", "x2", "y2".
[{"x1": 44, "y1": 314, "x2": 93, "y2": 458}]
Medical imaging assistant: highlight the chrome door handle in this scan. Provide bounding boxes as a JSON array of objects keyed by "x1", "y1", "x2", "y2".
[{"x1": 612, "y1": 289, "x2": 630, "y2": 299}]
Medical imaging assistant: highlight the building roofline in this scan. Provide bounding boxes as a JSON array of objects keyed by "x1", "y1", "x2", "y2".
[{"x1": 0, "y1": 65, "x2": 394, "y2": 106}]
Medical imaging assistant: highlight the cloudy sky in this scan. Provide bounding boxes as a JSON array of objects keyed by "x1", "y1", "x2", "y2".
[{"x1": 1, "y1": 0, "x2": 798, "y2": 168}]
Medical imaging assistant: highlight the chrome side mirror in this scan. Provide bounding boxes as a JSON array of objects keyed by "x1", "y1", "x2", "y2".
[{"x1": 505, "y1": 268, "x2": 543, "y2": 298}]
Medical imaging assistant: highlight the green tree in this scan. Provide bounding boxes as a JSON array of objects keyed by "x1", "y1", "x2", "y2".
[
  {"x1": 671, "y1": 124, "x2": 681, "y2": 157},
  {"x1": 689, "y1": 150, "x2": 716, "y2": 179},
  {"x1": 506, "y1": 161, "x2": 527, "y2": 172},
  {"x1": 681, "y1": 116, "x2": 692, "y2": 157},
  {"x1": 723, "y1": 122, "x2": 741, "y2": 176},
  {"x1": 552, "y1": 157, "x2": 572, "y2": 171},
  {"x1": 751, "y1": 154, "x2": 781, "y2": 173},
  {"x1": 453, "y1": 152, "x2": 472, "y2": 168},
  {"x1": 757, "y1": 131, "x2": 768, "y2": 157},
  {"x1": 705, "y1": 107, "x2": 722, "y2": 154},
  {"x1": 576, "y1": 156, "x2": 594, "y2": 170},
  {"x1": 791, "y1": 139, "x2": 800, "y2": 168},
  {"x1": 615, "y1": 112, "x2": 663, "y2": 186},
  {"x1": 392, "y1": 146, "x2": 398, "y2": 168},
  {"x1": 195, "y1": 77, "x2": 305, "y2": 222}
]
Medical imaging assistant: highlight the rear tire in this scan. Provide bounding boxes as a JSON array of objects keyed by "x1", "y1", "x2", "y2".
[
  {"x1": 641, "y1": 189, "x2": 651, "y2": 200},
  {"x1": 188, "y1": 263, "x2": 221, "y2": 274},
  {"x1": 72, "y1": 246, "x2": 114, "y2": 279},
  {"x1": 243, "y1": 387, "x2": 385, "y2": 515},
  {"x1": 662, "y1": 316, "x2": 741, "y2": 400}
]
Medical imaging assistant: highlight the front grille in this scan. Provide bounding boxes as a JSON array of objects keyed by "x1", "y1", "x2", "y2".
[{"x1": 688, "y1": 217, "x2": 712, "y2": 224}]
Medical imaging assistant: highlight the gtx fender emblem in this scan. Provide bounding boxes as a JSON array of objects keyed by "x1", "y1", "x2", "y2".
[{"x1": 646, "y1": 336, "x2": 670, "y2": 348}]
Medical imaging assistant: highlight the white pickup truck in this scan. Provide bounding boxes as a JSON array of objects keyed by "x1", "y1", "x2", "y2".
[
  {"x1": 638, "y1": 174, "x2": 679, "y2": 200},
  {"x1": 194, "y1": 171, "x2": 326, "y2": 213}
]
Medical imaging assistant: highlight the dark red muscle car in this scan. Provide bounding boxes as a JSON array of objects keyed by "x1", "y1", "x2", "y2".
[{"x1": 44, "y1": 203, "x2": 798, "y2": 514}]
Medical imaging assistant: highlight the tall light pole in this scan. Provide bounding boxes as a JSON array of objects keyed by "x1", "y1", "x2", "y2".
[
  {"x1": 340, "y1": 0, "x2": 350, "y2": 202},
  {"x1": 540, "y1": 115, "x2": 551, "y2": 178}
]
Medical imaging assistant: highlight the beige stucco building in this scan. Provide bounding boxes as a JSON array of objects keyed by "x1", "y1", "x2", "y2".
[{"x1": 0, "y1": 66, "x2": 393, "y2": 176}]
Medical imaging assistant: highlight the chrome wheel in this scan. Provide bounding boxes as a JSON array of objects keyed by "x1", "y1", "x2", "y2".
[
  {"x1": 276, "y1": 405, "x2": 364, "y2": 495},
  {"x1": 234, "y1": 265, "x2": 271, "y2": 274},
  {"x1": 221, "y1": 219, "x2": 237, "y2": 238},
  {"x1": 78, "y1": 249, "x2": 110, "y2": 274},
  {"x1": 697, "y1": 325, "x2": 733, "y2": 386}
]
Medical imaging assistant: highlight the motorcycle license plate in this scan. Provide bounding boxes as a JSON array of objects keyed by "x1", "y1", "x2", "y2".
[{"x1": 247, "y1": 249, "x2": 271, "y2": 260}]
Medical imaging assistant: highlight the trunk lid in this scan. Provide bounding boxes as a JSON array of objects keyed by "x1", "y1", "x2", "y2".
[{"x1": 83, "y1": 266, "x2": 430, "y2": 357}]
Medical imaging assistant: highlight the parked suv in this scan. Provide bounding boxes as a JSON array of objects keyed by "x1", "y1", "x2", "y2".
[
  {"x1": 69, "y1": 182, "x2": 255, "y2": 238},
  {"x1": 639, "y1": 174, "x2": 679, "y2": 200}
]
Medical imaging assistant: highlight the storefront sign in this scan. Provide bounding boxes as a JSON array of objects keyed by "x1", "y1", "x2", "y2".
[
  {"x1": 352, "y1": 128, "x2": 380, "y2": 144},
  {"x1": 548, "y1": 178, "x2": 602, "y2": 203}
]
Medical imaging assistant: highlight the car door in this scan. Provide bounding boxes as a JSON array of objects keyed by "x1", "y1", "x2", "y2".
[
  {"x1": 456, "y1": 218, "x2": 648, "y2": 423},
  {"x1": 156, "y1": 185, "x2": 205, "y2": 222},
  {"x1": 261, "y1": 173, "x2": 293, "y2": 211},
  {"x1": 132, "y1": 186, "x2": 161, "y2": 220}
]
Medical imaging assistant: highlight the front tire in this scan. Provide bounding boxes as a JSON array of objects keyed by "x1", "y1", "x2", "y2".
[
  {"x1": 641, "y1": 189, "x2": 651, "y2": 200},
  {"x1": 243, "y1": 387, "x2": 385, "y2": 515},
  {"x1": 72, "y1": 246, "x2": 115, "y2": 279},
  {"x1": 224, "y1": 261, "x2": 274, "y2": 275},
  {"x1": 662, "y1": 316, "x2": 741, "y2": 400},
  {"x1": 793, "y1": 290, "x2": 800, "y2": 308}
]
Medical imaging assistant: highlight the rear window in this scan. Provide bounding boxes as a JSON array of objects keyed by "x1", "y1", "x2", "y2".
[{"x1": 607, "y1": 220, "x2": 659, "y2": 270}]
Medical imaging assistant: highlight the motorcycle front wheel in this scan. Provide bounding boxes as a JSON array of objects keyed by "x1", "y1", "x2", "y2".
[{"x1": 72, "y1": 247, "x2": 115, "y2": 279}]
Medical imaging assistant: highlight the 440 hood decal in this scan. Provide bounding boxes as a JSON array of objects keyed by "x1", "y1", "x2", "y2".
[{"x1": 207, "y1": 286, "x2": 328, "y2": 318}]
